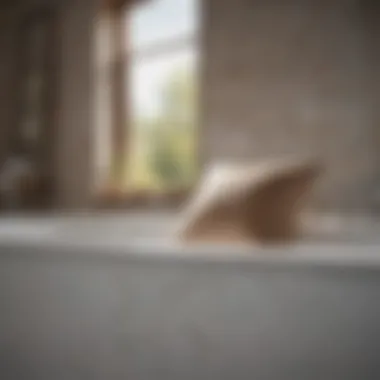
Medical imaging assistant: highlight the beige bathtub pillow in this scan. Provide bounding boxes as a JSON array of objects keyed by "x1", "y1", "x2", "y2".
[{"x1": 178, "y1": 158, "x2": 322, "y2": 244}]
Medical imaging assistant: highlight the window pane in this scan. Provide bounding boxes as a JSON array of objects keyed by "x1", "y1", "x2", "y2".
[
  {"x1": 126, "y1": 47, "x2": 198, "y2": 190},
  {"x1": 130, "y1": 47, "x2": 197, "y2": 119},
  {"x1": 128, "y1": 0, "x2": 198, "y2": 50}
]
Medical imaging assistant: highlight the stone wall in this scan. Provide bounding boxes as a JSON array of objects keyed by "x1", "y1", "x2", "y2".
[
  {"x1": 56, "y1": 0, "x2": 97, "y2": 209},
  {"x1": 0, "y1": 0, "x2": 97, "y2": 210},
  {"x1": 202, "y1": 0, "x2": 380, "y2": 211},
  {"x1": 0, "y1": 11, "x2": 18, "y2": 163}
]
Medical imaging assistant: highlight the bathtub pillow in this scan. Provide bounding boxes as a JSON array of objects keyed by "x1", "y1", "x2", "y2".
[{"x1": 178, "y1": 158, "x2": 322, "y2": 244}]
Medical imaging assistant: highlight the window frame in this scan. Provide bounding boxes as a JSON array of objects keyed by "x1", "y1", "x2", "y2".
[{"x1": 95, "y1": 0, "x2": 199, "y2": 210}]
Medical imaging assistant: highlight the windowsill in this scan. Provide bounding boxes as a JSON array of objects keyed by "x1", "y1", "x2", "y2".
[{"x1": 94, "y1": 188, "x2": 192, "y2": 210}]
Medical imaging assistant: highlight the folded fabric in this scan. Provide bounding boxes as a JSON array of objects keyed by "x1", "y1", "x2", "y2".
[{"x1": 178, "y1": 158, "x2": 322, "y2": 244}]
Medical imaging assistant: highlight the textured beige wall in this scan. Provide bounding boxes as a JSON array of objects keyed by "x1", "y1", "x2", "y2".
[{"x1": 202, "y1": 0, "x2": 379, "y2": 211}]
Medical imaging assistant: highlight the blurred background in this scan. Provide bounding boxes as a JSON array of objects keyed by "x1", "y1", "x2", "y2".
[
  {"x1": 1, "y1": 3, "x2": 380, "y2": 379},
  {"x1": 0, "y1": 0, "x2": 378, "y2": 214}
]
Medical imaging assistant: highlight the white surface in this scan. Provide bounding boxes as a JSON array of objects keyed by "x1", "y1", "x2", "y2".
[{"x1": 0, "y1": 212, "x2": 380, "y2": 268}]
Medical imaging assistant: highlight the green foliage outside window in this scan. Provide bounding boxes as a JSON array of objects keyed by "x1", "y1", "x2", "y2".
[{"x1": 127, "y1": 67, "x2": 198, "y2": 191}]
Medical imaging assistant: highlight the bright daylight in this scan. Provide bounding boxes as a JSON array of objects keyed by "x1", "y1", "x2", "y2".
[{"x1": 125, "y1": 0, "x2": 199, "y2": 192}]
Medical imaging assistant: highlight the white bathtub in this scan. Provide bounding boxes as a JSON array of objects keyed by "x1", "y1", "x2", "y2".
[{"x1": 0, "y1": 212, "x2": 380, "y2": 380}]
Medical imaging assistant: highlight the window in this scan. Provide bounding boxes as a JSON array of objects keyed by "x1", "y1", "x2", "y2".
[{"x1": 124, "y1": 0, "x2": 200, "y2": 193}]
